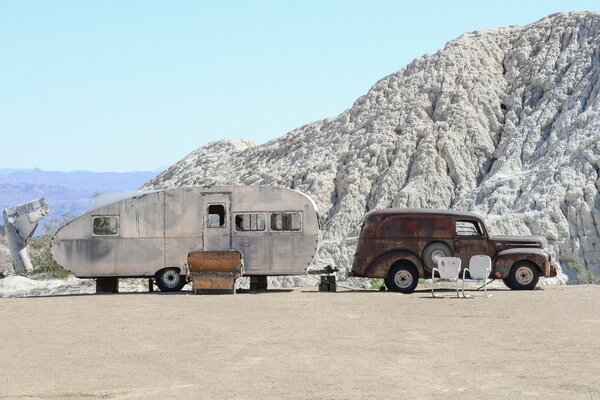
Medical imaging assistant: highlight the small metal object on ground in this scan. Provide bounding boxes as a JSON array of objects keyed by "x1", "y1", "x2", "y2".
[
  {"x1": 319, "y1": 275, "x2": 336, "y2": 292},
  {"x1": 96, "y1": 277, "x2": 119, "y2": 293},
  {"x1": 250, "y1": 276, "x2": 268, "y2": 292},
  {"x1": 188, "y1": 250, "x2": 243, "y2": 294}
]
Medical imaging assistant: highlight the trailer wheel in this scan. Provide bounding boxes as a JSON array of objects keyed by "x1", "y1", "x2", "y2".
[
  {"x1": 508, "y1": 262, "x2": 539, "y2": 290},
  {"x1": 385, "y1": 263, "x2": 419, "y2": 294},
  {"x1": 155, "y1": 268, "x2": 186, "y2": 292}
]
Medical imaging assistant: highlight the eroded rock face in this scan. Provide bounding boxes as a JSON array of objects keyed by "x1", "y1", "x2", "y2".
[
  {"x1": 0, "y1": 235, "x2": 12, "y2": 275},
  {"x1": 146, "y1": 12, "x2": 600, "y2": 282}
]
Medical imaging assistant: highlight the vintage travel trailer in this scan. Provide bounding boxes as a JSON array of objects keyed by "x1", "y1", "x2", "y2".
[{"x1": 51, "y1": 186, "x2": 320, "y2": 291}]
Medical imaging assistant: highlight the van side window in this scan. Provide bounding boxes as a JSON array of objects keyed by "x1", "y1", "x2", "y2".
[
  {"x1": 271, "y1": 212, "x2": 302, "y2": 231},
  {"x1": 208, "y1": 204, "x2": 226, "y2": 228},
  {"x1": 456, "y1": 220, "x2": 482, "y2": 236},
  {"x1": 235, "y1": 214, "x2": 266, "y2": 232},
  {"x1": 92, "y1": 216, "x2": 119, "y2": 236}
]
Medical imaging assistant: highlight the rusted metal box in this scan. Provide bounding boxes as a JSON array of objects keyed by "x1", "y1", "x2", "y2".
[{"x1": 188, "y1": 250, "x2": 243, "y2": 294}]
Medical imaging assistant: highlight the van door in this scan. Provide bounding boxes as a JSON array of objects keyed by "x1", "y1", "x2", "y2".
[
  {"x1": 453, "y1": 219, "x2": 490, "y2": 271},
  {"x1": 203, "y1": 193, "x2": 231, "y2": 251}
]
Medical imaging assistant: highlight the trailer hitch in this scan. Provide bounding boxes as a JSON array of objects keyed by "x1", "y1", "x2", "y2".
[{"x1": 307, "y1": 265, "x2": 338, "y2": 292}]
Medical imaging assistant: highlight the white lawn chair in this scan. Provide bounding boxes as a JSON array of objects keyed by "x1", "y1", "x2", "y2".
[
  {"x1": 461, "y1": 255, "x2": 492, "y2": 298},
  {"x1": 431, "y1": 257, "x2": 461, "y2": 298}
]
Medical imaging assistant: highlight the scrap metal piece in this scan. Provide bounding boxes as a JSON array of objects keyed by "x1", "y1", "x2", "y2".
[{"x1": 3, "y1": 198, "x2": 50, "y2": 274}]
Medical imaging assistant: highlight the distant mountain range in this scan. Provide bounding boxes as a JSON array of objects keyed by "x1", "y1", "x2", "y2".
[
  {"x1": 0, "y1": 168, "x2": 157, "y2": 193},
  {"x1": 0, "y1": 168, "x2": 158, "y2": 233}
]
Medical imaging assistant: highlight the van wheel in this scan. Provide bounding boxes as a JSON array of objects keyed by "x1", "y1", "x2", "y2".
[
  {"x1": 422, "y1": 242, "x2": 452, "y2": 270},
  {"x1": 508, "y1": 262, "x2": 539, "y2": 290},
  {"x1": 155, "y1": 268, "x2": 186, "y2": 292},
  {"x1": 385, "y1": 264, "x2": 419, "y2": 294},
  {"x1": 502, "y1": 278, "x2": 512, "y2": 289}
]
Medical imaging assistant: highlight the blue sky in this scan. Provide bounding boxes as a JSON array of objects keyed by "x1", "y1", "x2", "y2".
[{"x1": 1, "y1": 1, "x2": 598, "y2": 172}]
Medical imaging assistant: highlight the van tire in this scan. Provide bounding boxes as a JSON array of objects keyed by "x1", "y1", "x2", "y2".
[
  {"x1": 422, "y1": 242, "x2": 452, "y2": 270},
  {"x1": 385, "y1": 263, "x2": 419, "y2": 294},
  {"x1": 155, "y1": 268, "x2": 186, "y2": 292},
  {"x1": 508, "y1": 262, "x2": 539, "y2": 290}
]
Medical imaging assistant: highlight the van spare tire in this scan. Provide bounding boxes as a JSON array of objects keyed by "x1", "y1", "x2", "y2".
[{"x1": 422, "y1": 242, "x2": 452, "y2": 270}]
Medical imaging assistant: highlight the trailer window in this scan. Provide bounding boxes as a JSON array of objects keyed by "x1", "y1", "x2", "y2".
[
  {"x1": 235, "y1": 214, "x2": 266, "y2": 232},
  {"x1": 92, "y1": 216, "x2": 119, "y2": 236},
  {"x1": 456, "y1": 220, "x2": 483, "y2": 236},
  {"x1": 270, "y1": 212, "x2": 302, "y2": 232},
  {"x1": 207, "y1": 204, "x2": 226, "y2": 228}
]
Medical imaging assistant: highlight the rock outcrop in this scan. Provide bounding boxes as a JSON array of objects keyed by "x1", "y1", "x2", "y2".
[
  {"x1": 146, "y1": 12, "x2": 600, "y2": 282},
  {"x1": 0, "y1": 234, "x2": 12, "y2": 275}
]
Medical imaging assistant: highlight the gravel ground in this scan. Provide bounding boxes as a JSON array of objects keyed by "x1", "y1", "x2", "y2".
[{"x1": 0, "y1": 285, "x2": 599, "y2": 399}]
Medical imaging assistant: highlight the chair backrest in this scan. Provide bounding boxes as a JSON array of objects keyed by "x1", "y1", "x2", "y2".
[
  {"x1": 469, "y1": 255, "x2": 492, "y2": 280},
  {"x1": 437, "y1": 257, "x2": 461, "y2": 279}
]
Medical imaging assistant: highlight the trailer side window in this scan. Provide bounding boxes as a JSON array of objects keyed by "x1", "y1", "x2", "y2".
[
  {"x1": 92, "y1": 216, "x2": 119, "y2": 236},
  {"x1": 235, "y1": 214, "x2": 266, "y2": 232},
  {"x1": 207, "y1": 204, "x2": 226, "y2": 228},
  {"x1": 270, "y1": 212, "x2": 302, "y2": 232}
]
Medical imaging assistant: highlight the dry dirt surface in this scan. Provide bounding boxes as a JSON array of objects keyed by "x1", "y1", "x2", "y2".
[{"x1": 0, "y1": 285, "x2": 599, "y2": 400}]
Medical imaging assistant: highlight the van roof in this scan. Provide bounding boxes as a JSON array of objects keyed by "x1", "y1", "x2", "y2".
[{"x1": 367, "y1": 208, "x2": 483, "y2": 219}]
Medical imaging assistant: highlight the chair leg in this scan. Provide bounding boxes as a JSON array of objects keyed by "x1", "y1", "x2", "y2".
[
  {"x1": 484, "y1": 267, "x2": 492, "y2": 299},
  {"x1": 431, "y1": 268, "x2": 438, "y2": 298}
]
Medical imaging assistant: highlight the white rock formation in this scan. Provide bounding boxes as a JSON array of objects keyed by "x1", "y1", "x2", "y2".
[
  {"x1": 146, "y1": 12, "x2": 600, "y2": 282},
  {"x1": 0, "y1": 235, "x2": 12, "y2": 275}
]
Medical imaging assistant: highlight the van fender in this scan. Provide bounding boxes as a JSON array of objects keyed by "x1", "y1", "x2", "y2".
[
  {"x1": 492, "y1": 248, "x2": 552, "y2": 278},
  {"x1": 365, "y1": 250, "x2": 424, "y2": 278}
]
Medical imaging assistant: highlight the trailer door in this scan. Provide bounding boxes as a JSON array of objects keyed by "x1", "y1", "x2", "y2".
[{"x1": 203, "y1": 193, "x2": 231, "y2": 251}]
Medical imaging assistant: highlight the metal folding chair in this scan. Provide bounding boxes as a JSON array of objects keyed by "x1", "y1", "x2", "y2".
[
  {"x1": 431, "y1": 257, "x2": 461, "y2": 298},
  {"x1": 461, "y1": 255, "x2": 492, "y2": 298}
]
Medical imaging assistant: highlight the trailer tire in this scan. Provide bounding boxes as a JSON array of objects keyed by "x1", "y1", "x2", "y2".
[
  {"x1": 155, "y1": 268, "x2": 186, "y2": 292},
  {"x1": 508, "y1": 262, "x2": 539, "y2": 290},
  {"x1": 385, "y1": 263, "x2": 419, "y2": 294}
]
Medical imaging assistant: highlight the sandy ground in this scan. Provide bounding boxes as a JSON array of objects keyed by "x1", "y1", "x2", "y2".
[{"x1": 0, "y1": 285, "x2": 599, "y2": 400}]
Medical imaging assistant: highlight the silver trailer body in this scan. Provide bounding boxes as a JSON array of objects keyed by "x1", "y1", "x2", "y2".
[{"x1": 51, "y1": 186, "x2": 319, "y2": 278}]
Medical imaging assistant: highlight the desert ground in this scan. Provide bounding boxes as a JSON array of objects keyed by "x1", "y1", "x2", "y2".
[{"x1": 0, "y1": 284, "x2": 599, "y2": 400}]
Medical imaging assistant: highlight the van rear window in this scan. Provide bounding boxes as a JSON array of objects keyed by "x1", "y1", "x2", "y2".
[
  {"x1": 92, "y1": 216, "x2": 119, "y2": 236},
  {"x1": 271, "y1": 212, "x2": 302, "y2": 232}
]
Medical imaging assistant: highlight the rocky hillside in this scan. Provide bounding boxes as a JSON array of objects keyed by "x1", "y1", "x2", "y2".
[
  {"x1": 146, "y1": 12, "x2": 600, "y2": 282},
  {"x1": 0, "y1": 234, "x2": 12, "y2": 275}
]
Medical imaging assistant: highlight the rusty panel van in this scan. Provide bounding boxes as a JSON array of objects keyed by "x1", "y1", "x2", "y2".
[{"x1": 351, "y1": 208, "x2": 556, "y2": 293}]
